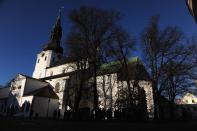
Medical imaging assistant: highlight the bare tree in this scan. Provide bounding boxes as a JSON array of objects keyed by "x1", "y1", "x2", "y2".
[
  {"x1": 65, "y1": 6, "x2": 122, "y2": 110},
  {"x1": 161, "y1": 44, "x2": 197, "y2": 119},
  {"x1": 141, "y1": 16, "x2": 189, "y2": 119},
  {"x1": 105, "y1": 26, "x2": 135, "y2": 106}
]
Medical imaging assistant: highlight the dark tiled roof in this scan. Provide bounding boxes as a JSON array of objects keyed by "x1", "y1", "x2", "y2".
[
  {"x1": 24, "y1": 85, "x2": 59, "y2": 99},
  {"x1": 0, "y1": 87, "x2": 10, "y2": 99},
  {"x1": 97, "y1": 57, "x2": 150, "y2": 80},
  {"x1": 20, "y1": 74, "x2": 48, "y2": 83}
]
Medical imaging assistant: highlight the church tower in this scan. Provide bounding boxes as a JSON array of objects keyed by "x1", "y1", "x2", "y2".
[{"x1": 32, "y1": 10, "x2": 63, "y2": 79}]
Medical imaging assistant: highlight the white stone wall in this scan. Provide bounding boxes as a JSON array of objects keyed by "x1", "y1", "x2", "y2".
[
  {"x1": 45, "y1": 63, "x2": 76, "y2": 77},
  {"x1": 138, "y1": 81, "x2": 154, "y2": 118},
  {"x1": 46, "y1": 76, "x2": 70, "y2": 117},
  {"x1": 97, "y1": 74, "x2": 118, "y2": 109},
  {"x1": 32, "y1": 50, "x2": 63, "y2": 79},
  {"x1": 96, "y1": 73, "x2": 154, "y2": 118}
]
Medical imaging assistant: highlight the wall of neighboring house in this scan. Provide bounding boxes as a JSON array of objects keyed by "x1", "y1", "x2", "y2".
[
  {"x1": 32, "y1": 96, "x2": 59, "y2": 118},
  {"x1": 181, "y1": 93, "x2": 197, "y2": 104}
]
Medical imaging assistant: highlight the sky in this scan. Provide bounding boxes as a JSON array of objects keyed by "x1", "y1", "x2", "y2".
[{"x1": 0, "y1": 0, "x2": 196, "y2": 85}]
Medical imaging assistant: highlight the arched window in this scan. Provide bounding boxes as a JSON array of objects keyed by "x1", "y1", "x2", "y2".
[
  {"x1": 55, "y1": 82, "x2": 60, "y2": 93},
  {"x1": 52, "y1": 57, "x2": 55, "y2": 62},
  {"x1": 25, "y1": 102, "x2": 30, "y2": 112},
  {"x1": 37, "y1": 59, "x2": 40, "y2": 63},
  {"x1": 21, "y1": 103, "x2": 25, "y2": 112},
  {"x1": 45, "y1": 56, "x2": 47, "y2": 61}
]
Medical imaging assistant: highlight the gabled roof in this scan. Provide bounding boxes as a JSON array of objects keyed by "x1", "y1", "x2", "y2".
[{"x1": 24, "y1": 85, "x2": 59, "y2": 99}]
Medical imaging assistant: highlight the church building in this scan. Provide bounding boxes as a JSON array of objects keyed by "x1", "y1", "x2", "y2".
[{"x1": 0, "y1": 11, "x2": 154, "y2": 119}]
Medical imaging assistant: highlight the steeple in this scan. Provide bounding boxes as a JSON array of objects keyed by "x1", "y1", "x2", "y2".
[{"x1": 43, "y1": 8, "x2": 64, "y2": 54}]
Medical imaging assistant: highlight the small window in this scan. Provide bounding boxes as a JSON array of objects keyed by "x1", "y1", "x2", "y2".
[
  {"x1": 186, "y1": 100, "x2": 189, "y2": 103},
  {"x1": 18, "y1": 86, "x2": 21, "y2": 89},
  {"x1": 25, "y1": 102, "x2": 30, "y2": 112},
  {"x1": 37, "y1": 59, "x2": 40, "y2": 63},
  {"x1": 55, "y1": 82, "x2": 60, "y2": 93},
  {"x1": 41, "y1": 53, "x2": 45, "y2": 57},
  {"x1": 11, "y1": 86, "x2": 16, "y2": 90},
  {"x1": 192, "y1": 100, "x2": 195, "y2": 103},
  {"x1": 45, "y1": 56, "x2": 47, "y2": 61}
]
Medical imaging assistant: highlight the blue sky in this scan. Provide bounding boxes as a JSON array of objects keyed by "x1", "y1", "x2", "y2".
[{"x1": 0, "y1": 0, "x2": 196, "y2": 85}]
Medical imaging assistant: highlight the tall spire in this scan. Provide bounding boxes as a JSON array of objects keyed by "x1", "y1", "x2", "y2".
[{"x1": 43, "y1": 7, "x2": 64, "y2": 54}]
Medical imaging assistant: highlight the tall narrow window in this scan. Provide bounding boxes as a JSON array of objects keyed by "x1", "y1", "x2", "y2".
[
  {"x1": 55, "y1": 82, "x2": 60, "y2": 93},
  {"x1": 45, "y1": 56, "x2": 47, "y2": 61},
  {"x1": 37, "y1": 59, "x2": 40, "y2": 63},
  {"x1": 25, "y1": 102, "x2": 30, "y2": 112}
]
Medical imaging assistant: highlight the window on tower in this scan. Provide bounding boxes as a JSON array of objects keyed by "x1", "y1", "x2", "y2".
[
  {"x1": 37, "y1": 59, "x2": 40, "y2": 63},
  {"x1": 45, "y1": 56, "x2": 47, "y2": 61},
  {"x1": 41, "y1": 53, "x2": 45, "y2": 57}
]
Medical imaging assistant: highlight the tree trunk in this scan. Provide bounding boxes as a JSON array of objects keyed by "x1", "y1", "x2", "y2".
[
  {"x1": 93, "y1": 63, "x2": 99, "y2": 110},
  {"x1": 152, "y1": 81, "x2": 159, "y2": 120}
]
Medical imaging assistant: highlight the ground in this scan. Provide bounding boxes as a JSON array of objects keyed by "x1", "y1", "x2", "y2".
[{"x1": 1, "y1": 117, "x2": 197, "y2": 131}]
